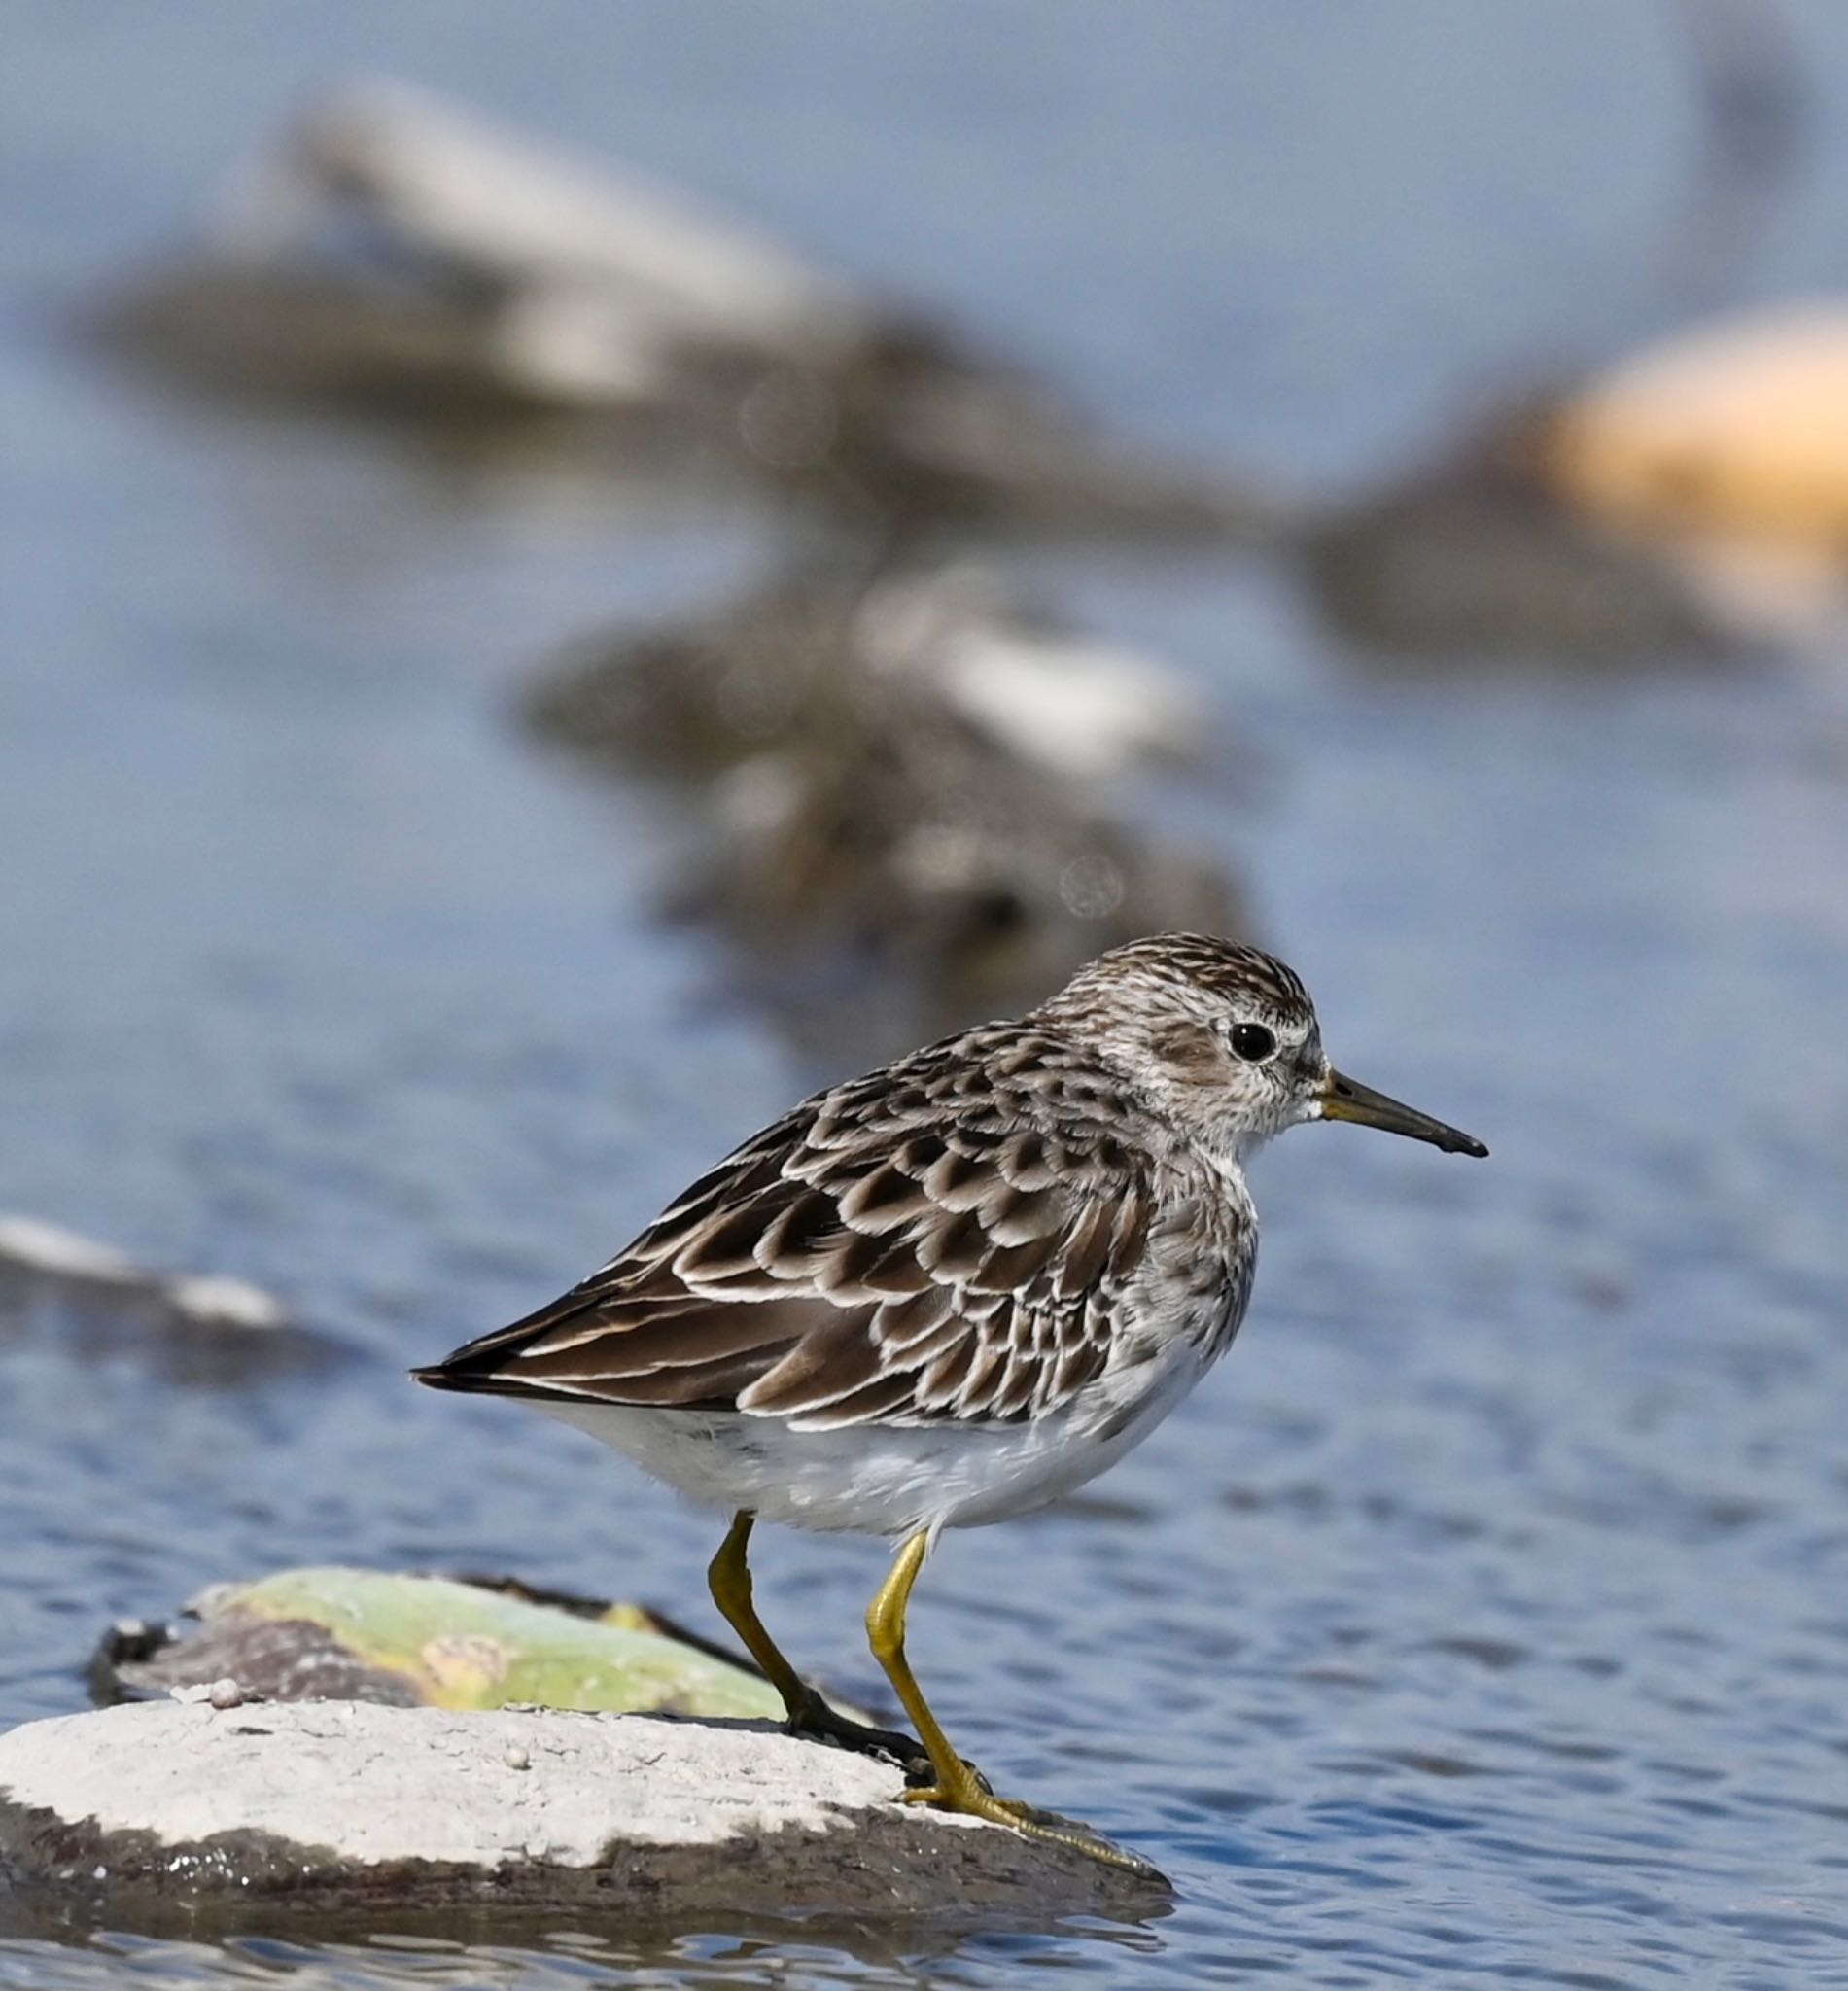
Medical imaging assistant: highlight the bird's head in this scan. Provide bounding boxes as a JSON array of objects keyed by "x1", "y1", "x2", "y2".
[{"x1": 1035, "y1": 933, "x2": 1488, "y2": 1164}]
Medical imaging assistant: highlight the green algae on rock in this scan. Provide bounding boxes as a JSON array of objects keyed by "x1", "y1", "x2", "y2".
[{"x1": 94, "y1": 1566, "x2": 787, "y2": 1720}]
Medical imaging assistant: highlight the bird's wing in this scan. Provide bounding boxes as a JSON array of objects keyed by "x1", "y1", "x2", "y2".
[{"x1": 416, "y1": 1033, "x2": 1158, "y2": 1430}]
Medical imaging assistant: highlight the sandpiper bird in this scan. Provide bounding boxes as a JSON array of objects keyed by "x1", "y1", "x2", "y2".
[{"x1": 416, "y1": 934, "x2": 1486, "y2": 1867}]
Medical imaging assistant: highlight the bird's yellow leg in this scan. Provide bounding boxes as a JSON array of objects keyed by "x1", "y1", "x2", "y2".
[
  {"x1": 866, "y1": 1528, "x2": 1152, "y2": 1872},
  {"x1": 708, "y1": 1511, "x2": 923, "y2": 1764},
  {"x1": 707, "y1": 1511, "x2": 812, "y2": 1715}
]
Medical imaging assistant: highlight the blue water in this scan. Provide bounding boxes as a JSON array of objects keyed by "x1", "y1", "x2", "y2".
[{"x1": 5, "y1": 5, "x2": 1848, "y2": 1984}]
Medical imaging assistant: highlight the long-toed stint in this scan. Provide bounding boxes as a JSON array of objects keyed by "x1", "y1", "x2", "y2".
[{"x1": 416, "y1": 934, "x2": 1486, "y2": 1869}]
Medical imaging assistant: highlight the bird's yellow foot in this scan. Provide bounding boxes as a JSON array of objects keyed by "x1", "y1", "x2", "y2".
[
  {"x1": 902, "y1": 1759, "x2": 1159, "y2": 1876},
  {"x1": 786, "y1": 1688, "x2": 925, "y2": 1773}
]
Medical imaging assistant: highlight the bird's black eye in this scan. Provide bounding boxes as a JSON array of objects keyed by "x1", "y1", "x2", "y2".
[{"x1": 1230, "y1": 1023, "x2": 1276, "y2": 1063}]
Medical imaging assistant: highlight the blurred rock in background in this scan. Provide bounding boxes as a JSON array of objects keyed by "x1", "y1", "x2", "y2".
[
  {"x1": 524, "y1": 561, "x2": 1249, "y2": 1063},
  {"x1": 524, "y1": 560, "x2": 1208, "y2": 781},
  {"x1": 0, "y1": 1215, "x2": 340, "y2": 1383},
  {"x1": 680, "y1": 690, "x2": 1242, "y2": 1061},
  {"x1": 1537, "y1": 305, "x2": 1848, "y2": 638},
  {"x1": 1301, "y1": 0, "x2": 1814, "y2": 671},
  {"x1": 87, "y1": 39, "x2": 1824, "y2": 1063},
  {"x1": 1302, "y1": 400, "x2": 1729, "y2": 667},
  {"x1": 90, "y1": 78, "x2": 1284, "y2": 542},
  {"x1": 1308, "y1": 299, "x2": 1848, "y2": 668}
]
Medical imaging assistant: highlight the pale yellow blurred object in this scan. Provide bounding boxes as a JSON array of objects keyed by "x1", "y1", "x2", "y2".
[{"x1": 1546, "y1": 308, "x2": 1848, "y2": 558}]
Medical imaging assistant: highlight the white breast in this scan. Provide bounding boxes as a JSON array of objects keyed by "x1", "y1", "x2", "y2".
[{"x1": 532, "y1": 1323, "x2": 1217, "y2": 1540}]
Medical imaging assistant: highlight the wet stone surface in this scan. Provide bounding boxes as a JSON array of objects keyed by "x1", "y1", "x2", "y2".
[{"x1": 0, "y1": 1703, "x2": 1163, "y2": 1922}]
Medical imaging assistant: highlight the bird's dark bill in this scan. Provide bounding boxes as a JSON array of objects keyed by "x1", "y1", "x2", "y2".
[{"x1": 1318, "y1": 1071, "x2": 1487, "y2": 1157}]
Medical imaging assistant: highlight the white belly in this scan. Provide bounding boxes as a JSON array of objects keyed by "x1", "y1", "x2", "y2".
[{"x1": 532, "y1": 1333, "x2": 1211, "y2": 1538}]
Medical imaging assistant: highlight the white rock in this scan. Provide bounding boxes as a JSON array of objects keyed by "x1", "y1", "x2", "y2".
[
  {"x1": 0, "y1": 1216, "x2": 289, "y2": 1333},
  {"x1": 932, "y1": 624, "x2": 1203, "y2": 779},
  {"x1": 158, "y1": 1274, "x2": 288, "y2": 1331},
  {"x1": 0, "y1": 1215, "x2": 138, "y2": 1284},
  {"x1": 219, "y1": 78, "x2": 871, "y2": 360},
  {"x1": 855, "y1": 571, "x2": 1205, "y2": 778},
  {"x1": 0, "y1": 1700, "x2": 1160, "y2": 1917}
]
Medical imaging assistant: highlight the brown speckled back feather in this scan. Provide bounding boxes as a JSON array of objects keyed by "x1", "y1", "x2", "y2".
[{"x1": 419, "y1": 1022, "x2": 1177, "y2": 1431}]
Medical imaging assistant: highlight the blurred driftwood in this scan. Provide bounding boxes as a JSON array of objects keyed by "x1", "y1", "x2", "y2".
[{"x1": 92, "y1": 79, "x2": 1283, "y2": 541}]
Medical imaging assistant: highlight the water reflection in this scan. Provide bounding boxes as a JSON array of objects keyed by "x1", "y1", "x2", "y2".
[{"x1": 0, "y1": 1907, "x2": 1170, "y2": 1990}]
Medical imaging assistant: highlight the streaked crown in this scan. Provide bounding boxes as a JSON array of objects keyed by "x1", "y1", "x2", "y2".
[{"x1": 1051, "y1": 933, "x2": 1312, "y2": 1022}]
